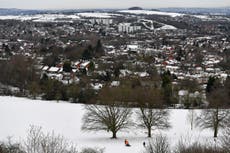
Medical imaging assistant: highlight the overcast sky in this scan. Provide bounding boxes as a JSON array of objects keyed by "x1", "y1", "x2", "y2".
[{"x1": 1, "y1": 0, "x2": 230, "y2": 9}]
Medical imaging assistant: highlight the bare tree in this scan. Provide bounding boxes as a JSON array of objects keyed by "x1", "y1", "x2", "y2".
[
  {"x1": 195, "y1": 109, "x2": 230, "y2": 138},
  {"x1": 187, "y1": 109, "x2": 197, "y2": 130},
  {"x1": 136, "y1": 108, "x2": 170, "y2": 137},
  {"x1": 81, "y1": 104, "x2": 132, "y2": 138},
  {"x1": 143, "y1": 134, "x2": 170, "y2": 153}
]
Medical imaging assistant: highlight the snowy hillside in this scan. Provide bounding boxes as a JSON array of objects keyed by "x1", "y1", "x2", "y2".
[
  {"x1": 0, "y1": 96, "x2": 215, "y2": 153},
  {"x1": 118, "y1": 10, "x2": 210, "y2": 20},
  {"x1": 0, "y1": 12, "x2": 120, "y2": 21},
  {"x1": 77, "y1": 12, "x2": 120, "y2": 18},
  {"x1": 0, "y1": 14, "x2": 80, "y2": 22},
  {"x1": 118, "y1": 10, "x2": 183, "y2": 17}
]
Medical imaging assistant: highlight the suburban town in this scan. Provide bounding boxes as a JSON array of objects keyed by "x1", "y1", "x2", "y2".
[
  {"x1": 0, "y1": 5, "x2": 230, "y2": 153},
  {"x1": 0, "y1": 8, "x2": 229, "y2": 107}
]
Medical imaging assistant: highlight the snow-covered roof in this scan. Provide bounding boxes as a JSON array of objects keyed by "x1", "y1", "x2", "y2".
[
  {"x1": 127, "y1": 45, "x2": 138, "y2": 50},
  {"x1": 111, "y1": 81, "x2": 120, "y2": 87},
  {"x1": 91, "y1": 83, "x2": 103, "y2": 90},
  {"x1": 81, "y1": 61, "x2": 91, "y2": 68},
  {"x1": 178, "y1": 90, "x2": 189, "y2": 96},
  {"x1": 48, "y1": 67, "x2": 60, "y2": 72},
  {"x1": 42, "y1": 66, "x2": 49, "y2": 71}
]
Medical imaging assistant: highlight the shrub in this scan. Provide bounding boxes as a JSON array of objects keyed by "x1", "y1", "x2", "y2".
[{"x1": 143, "y1": 134, "x2": 170, "y2": 153}]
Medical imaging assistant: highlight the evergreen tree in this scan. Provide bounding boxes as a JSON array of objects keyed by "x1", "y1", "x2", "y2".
[
  {"x1": 161, "y1": 71, "x2": 173, "y2": 105},
  {"x1": 82, "y1": 45, "x2": 94, "y2": 60},
  {"x1": 206, "y1": 76, "x2": 216, "y2": 93},
  {"x1": 63, "y1": 61, "x2": 72, "y2": 72},
  {"x1": 95, "y1": 40, "x2": 104, "y2": 57}
]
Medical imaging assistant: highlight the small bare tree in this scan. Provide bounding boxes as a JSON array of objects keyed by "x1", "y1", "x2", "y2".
[
  {"x1": 24, "y1": 125, "x2": 44, "y2": 153},
  {"x1": 195, "y1": 109, "x2": 230, "y2": 138},
  {"x1": 136, "y1": 108, "x2": 170, "y2": 137},
  {"x1": 81, "y1": 104, "x2": 132, "y2": 138},
  {"x1": 187, "y1": 109, "x2": 197, "y2": 130},
  {"x1": 143, "y1": 135, "x2": 170, "y2": 153},
  {"x1": 24, "y1": 125, "x2": 78, "y2": 153}
]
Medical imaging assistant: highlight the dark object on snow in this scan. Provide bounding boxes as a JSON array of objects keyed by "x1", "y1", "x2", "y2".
[
  {"x1": 125, "y1": 139, "x2": 131, "y2": 147},
  {"x1": 143, "y1": 141, "x2": 146, "y2": 147}
]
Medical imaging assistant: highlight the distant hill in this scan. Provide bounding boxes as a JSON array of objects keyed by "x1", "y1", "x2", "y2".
[
  {"x1": 158, "y1": 7, "x2": 230, "y2": 15},
  {"x1": 151, "y1": 9, "x2": 160, "y2": 12},
  {"x1": 0, "y1": 8, "x2": 46, "y2": 15},
  {"x1": 128, "y1": 7, "x2": 143, "y2": 10}
]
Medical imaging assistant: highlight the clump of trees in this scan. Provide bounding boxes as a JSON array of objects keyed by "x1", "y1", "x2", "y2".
[
  {"x1": 81, "y1": 104, "x2": 171, "y2": 139},
  {"x1": 0, "y1": 55, "x2": 38, "y2": 94},
  {"x1": 0, "y1": 125, "x2": 104, "y2": 153},
  {"x1": 82, "y1": 40, "x2": 105, "y2": 60}
]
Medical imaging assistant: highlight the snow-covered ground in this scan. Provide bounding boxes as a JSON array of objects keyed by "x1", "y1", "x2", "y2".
[
  {"x1": 156, "y1": 25, "x2": 177, "y2": 30},
  {"x1": 0, "y1": 96, "x2": 215, "y2": 153},
  {"x1": 118, "y1": 10, "x2": 183, "y2": 17},
  {"x1": 77, "y1": 12, "x2": 120, "y2": 18},
  {"x1": 118, "y1": 10, "x2": 210, "y2": 20},
  {"x1": 0, "y1": 11, "x2": 211, "y2": 22}
]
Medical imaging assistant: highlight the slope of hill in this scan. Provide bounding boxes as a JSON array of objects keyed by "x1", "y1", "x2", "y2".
[{"x1": 0, "y1": 96, "x2": 215, "y2": 153}]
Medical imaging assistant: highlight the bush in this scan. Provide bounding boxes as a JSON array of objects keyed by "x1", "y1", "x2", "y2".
[
  {"x1": 80, "y1": 148, "x2": 104, "y2": 153},
  {"x1": 143, "y1": 135, "x2": 170, "y2": 153},
  {"x1": 24, "y1": 125, "x2": 78, "y2": 153},
  {"x1": 0, "y1": 138, "x2": 24, "y2": 153},
  {"x1": 174, "y1": 139, "x2": 225, "y2": 153}
]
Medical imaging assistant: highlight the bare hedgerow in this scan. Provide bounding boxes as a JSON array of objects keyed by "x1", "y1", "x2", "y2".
[
  {"x1": 80, "y1": 147, "x2": 104, "y2": 153},
  {"x1": 24, "y1": 125, "x2": 78, "y2": 153},
  {"x1": 174, "y1": 136, "x2": 225, "y2": 153}
]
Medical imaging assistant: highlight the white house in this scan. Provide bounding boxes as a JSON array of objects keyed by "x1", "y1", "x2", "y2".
[{"x1": 118, "y1": 23, "x2": 141, "y2": 33}]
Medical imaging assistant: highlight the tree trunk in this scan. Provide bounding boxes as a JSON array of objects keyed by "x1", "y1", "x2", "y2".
[
  {"x1": 112, "y1": 131, "x2": 117, "y2": 139},
  {"x1": 214, "y1": 108, "x2": 219, "y2": 138},
  {"x1": 214, "y1": 127, "x2": 218, "y2": 138},
  {"x1": 148, "y1": 127, "x2": 151, "y2": 137}
]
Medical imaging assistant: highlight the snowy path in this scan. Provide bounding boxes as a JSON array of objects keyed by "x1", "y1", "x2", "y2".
[{"x1": 0, "y1": 96, "x2": 214, "y2": 153}]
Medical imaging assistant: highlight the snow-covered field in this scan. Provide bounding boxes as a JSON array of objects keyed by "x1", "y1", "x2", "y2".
[
  {"x1": 77, "y1": 12, "x2": 120, "y2": 18},
  {"x1": 0, "y1": 96, "x2": 214, "y2": 153},
  {"x1": 118, "y1": 10, "x2": 210, "y2": 20},
  {"x1": 118, "y1": 10, "x2": 183, "y2": 17},
  {"x1": 0, "y1": 14, "x2": 80, "y2": 22},
  {"x1": 0, "y1": 12, "x2": 120, "y2": 21}
]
